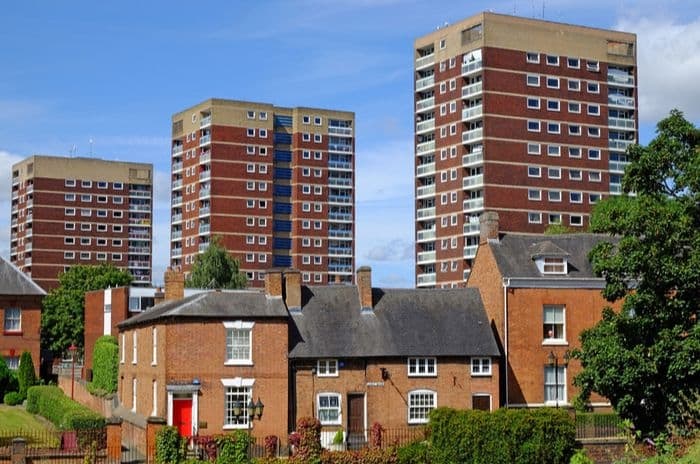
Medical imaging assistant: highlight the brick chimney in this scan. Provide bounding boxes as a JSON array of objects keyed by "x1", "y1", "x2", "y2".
[
  {"x1": 479, "y1": 211, "x2": 500, "y2": 245},
  {"x1": 283, "y1": 269, "x2": 301, "y2": 312},
  {"x1": 164, "y1": 267, "x2": 185, "y2": 301},
  {"x1": 356, "y1": 266, "x2": 373, "y2": 311},
  {"x1": 153, "y1": 287, "x2": 165, "y2": 306},
  {"x1": 265, "y1": 268, "x2": 283, "y2": 297}
]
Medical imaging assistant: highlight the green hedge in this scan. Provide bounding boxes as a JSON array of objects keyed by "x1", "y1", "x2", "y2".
[
  {"x1": 429, "y1": 407, "x2": 576, "y2": 464},
  {"x1": 26, "y1": 386, "x2": 105, "y2": 431},
  {"x1": 3, "y1": 391, "x2": 23, "y2": 405},
  {"x1": 91, "y1": 335, "x2": 119, "y2": 393}
]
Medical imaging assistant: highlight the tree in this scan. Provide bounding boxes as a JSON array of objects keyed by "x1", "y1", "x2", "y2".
[
  {"x1": 185, "y1": 236, "x2": 247, "y2": 289},
  {"x1": 0, "y1": 357, "x2": 18, "y2": 400},
  {"x1": 573, "y1": 110, "x2": 700, "y2": 436},
  {"x1": 41, "y1": 264, "x2": 132, "y2": 356},
  {"x1": 17, "y1": 351, "x2": 37, "y2": 399},
  {"x1": 90, "y1": 335, "x2": 119, "y2": 394}
]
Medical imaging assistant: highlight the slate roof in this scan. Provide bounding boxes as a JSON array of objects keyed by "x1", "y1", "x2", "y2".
[
  {"x1": 288, "y1": 286, "x2": 500, "y2": 359},
  {"x1": 118, "y1": 290, "x2": 288, "y2": 328},
  {"x1": 0, "y1": 256, "x2": 46, "y2": 296},
  {"x1": 489, "y1": 233, "x2": 615, "y2": 278}
]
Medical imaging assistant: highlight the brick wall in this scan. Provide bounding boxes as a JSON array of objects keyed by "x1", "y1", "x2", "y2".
[{"x1": 0, "y1": 295, "x2": 42, "y2": 376}]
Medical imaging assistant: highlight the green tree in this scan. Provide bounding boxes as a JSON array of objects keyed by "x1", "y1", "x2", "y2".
[
  {"x1": 90, "y1": 336, "x2": 119, "y2": 394},
  {"x1": 574, "y1": 110, "x2": 700, "y2": 436},
  {"x1": 17, "y1": 351, "x2": 37, "y2": 399},
  {"x1": 41, "y1": 264, "x2": 132, "y2": 356},
  {"x1": 0, "y1": 357, "x2": 18, "y2": 400},
  {"x1": 185, "y1": 236, "x2": 247, "y2": 289}
]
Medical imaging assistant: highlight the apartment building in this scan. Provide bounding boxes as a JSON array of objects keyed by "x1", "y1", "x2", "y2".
[
  {"x1": 10, "y1": 155, "x2": 153, "y2": 290},
  {"x1": 170, "y1": 99, "x2": 355, "y2": 287},
  {"x1": 414, "y1": 12, "x2": 637, "y2": 287}
]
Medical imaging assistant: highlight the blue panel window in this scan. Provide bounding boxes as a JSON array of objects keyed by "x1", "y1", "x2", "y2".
[
  {"x1": 273, "y1": 255, "x2": 293, "y2": 267},
  {"x1": 273, "y1": 115, "x2": 293, "y2": 127},
  {"x1": 273, "y1": 238, "x2": 292, "y2": 250},
  {"x1": 274, "y1": 168, "x2": 292, "y2": 180},
  {"x1": 274, "y1": 185, "x2": 292, "y2": 197},
  {"x1": 274, "y1": 150, "x2": 292, "y2": 162},
  {"x1": 274, "y1": 132, "x2": 292, "y2": 144},
  {"x1": 274, "y1": 203, "x2": 292, "y2": 214},
  {"x1": 274, "y1": 220, "x2": 292, "y2": 232}
]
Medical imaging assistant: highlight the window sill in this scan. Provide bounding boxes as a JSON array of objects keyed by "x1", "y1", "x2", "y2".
[
  {"x1": 407, "y1": 374, "x2": 438, "y2": 378},
  {"x1": 408, "y1": 420, "x2": 429, "y2": 425},
  {"x1": 3, "y1": 331, "x2": 23, "y2": 336},
  {"x1": 223, "y1": 424, "x2": 251, "y2": 430},
  {"x1": 470, "y1": 373, "x2": 492, "y2": 377},
  {"x1": 317, "y1": 373, "x2": 339, "y2": 378},
  {"x1": 542, "y1": 340, "x2": 568, "y2": 346},
  {"x1": 224, "y1": 361, "x2": 253, "y2": 367}
]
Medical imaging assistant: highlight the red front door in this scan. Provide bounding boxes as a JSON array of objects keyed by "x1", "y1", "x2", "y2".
[{"x1": 173, "y1": 398, "x2": 192, "y2": 436}]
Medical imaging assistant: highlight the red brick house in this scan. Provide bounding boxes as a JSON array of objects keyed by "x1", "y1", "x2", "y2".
[
  {"x1": 0, "y1": 256, "x2": 45, "y2": 374},
  {"x1": 116, "y1": 267, "x2": 500, "y2": 447},
  {"x1": 468, "y1": 212, "x2": 620, "y2": 410}
]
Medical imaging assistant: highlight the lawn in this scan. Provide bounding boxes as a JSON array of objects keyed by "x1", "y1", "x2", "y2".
[{"x1": 0, "y1": 404, "x2": 60, "y2": 447}]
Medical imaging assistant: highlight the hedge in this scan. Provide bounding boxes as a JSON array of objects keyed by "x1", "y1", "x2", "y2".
[
  {"x1": 429, "y1": 407, "x2": 576, "y2": 464},
  {"x1": 91, "y1": 335, "x2": 119, "y2": 393},
  {"x1": 17, "y1": 351, "x2": 37, "y2": 400}
]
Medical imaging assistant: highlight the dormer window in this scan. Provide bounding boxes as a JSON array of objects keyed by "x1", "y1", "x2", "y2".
[{"x1": 543, "y1": 257, "x2": 566, "y2": 274}]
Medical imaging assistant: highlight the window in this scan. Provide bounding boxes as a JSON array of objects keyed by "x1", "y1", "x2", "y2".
[
  {"x1": 589, "y1": 193, "x2": 601, "y2": 204},
  {"x1": 528, "y1": 212, "x2": 542, "y2": 224},
  {"x1": 587, "y1": 81, "x2": 600, "y2": 93},
  {"x1": 408, "y1": 390, "x2": 436, "y2": 424},
  {"x1": 547, "y1": 100, "x2": 560, "y2": 111},
  {"x1": 259, "y1": 111, "x2": 267, "y2": 120},
  {"x1": 97, "y1": 210, "x2": 107, "y2": 218},
  {"x1": 528, "y1": 166, "x2": 541, "y2": 178},
  {"x1": 247, "y1": 128, "x2": 255, "y2": 137},
  {"x1": 588, "y1": 104, "x2": 600, "y2": 116},
  {"x1": 527, "y1": 120, "x2": 541, "y2": 132},
  {"x1": 526, "y1": 52, "x2": 539, "y2": 63},
  {"x1": 317, "y1": 393, "x2": 341, "y2": 425},
  {"x1": 81, "y1": 194, "x2": 92, "y2": 202},
  {"x1": 112, "y1": 197, "x2": 123, "y2": 204},
  {"x1": 81, "y1": 180, "x2": 92, "y2": 188},
  {"x1": 543, "y1": 304, "x2": 566, "y2": 342},
  {"x1": 64, "y1": 251, "x2": 75, "y2": 259},
  {"x1": 259, "y1": 128, "x2": 267, "y2": 138},
  {"x1": 527, "y1": 143, "x2": 541, "y2": 155},
  {"x1": 526, "y1": 74, "x2": 540, "y2": 87},
  {"x1": 65, "y1": 193, "x2": 75, "y2": 202},
  {"x1": 570, "y1": 192, "x2": 583, "y2": 203},
  {"x1": 548, "y1": 167, "x2": 561, "y2": 179},
  {"x1": 80, "y1": 252, "x2": 91, "y2": 260},
  {"x1": 528, "y1": 189, "x2": 542, "y2": 201},
  {"x1": 547, "y1": 122, "x2": 560, "y2": 134},
  {"x1": 223, "y1": 379, "x2": 254, "y2": 428},
  {"x1": 586, "y1": 60, "x2": 600, "y2": 72},
  {"x1": 96, "y1": 252, "x2": 107, "y2": 261},
  {"x1": 545, "y1": 365, "x2": 567, "y2": 404},
  {"x1": 568, "y1": 124, "x2": 581, "y2": 135},
  {"x1": 588, "y1": 127, "x2": 600, "y2": 137},
  {"x1": 65, "y1": 222, "x2": 75, "y2": 230},
  {"x1": 113, "y1": 182, "x2": 123, "y2": 190},
  {"x1": 302, "y1": 115, "x2": 310, "y2": 124},
  {"x1": 408, "y1": 357, "x2": 436, "y2": 376},
  {"x1": 132, "y1": 331, "x2": 138, "y2": 364},
  {"x1": 568, "y1": 79, "x2": 581, "y2": 91},
  {"x1": 547, "y1": 145, "x2": 560, "y2": 157},
  {"x1": 65, "y1": 208, "x2": 76, "y2": 216},
  {"x1": 247, "y1": 110, "x2": 255, "y2": 119},
  {"x1": 224, "y1": 321, "x2": 254, "y2": 365},
  {"x1": 317, "y1": 359, "x2": 338, "y2": 377},
  {"x1": 527, "y1": 97, "x2": 540, "y2": 109},
  {"x1": 471, "y1": 357, "x2": 491, "y2": 376},
  {"x1": 64, "y1": 237, "x2": 75, "y2": 245},
  {"x1": 568, "y1": 147, "x2": 581, "y2": 158},
  {"x1": 259, "y1": 147, "x2": 267, "y2": 156},
  {"x1": 247, "y1": 145, "x2": 256, "y2": 155},
  {"x1": 111, "y1": 253, "x2": 122, "y2": 261},
  {"x1": 589, "y1": 171, "x2": 601, "y2": 182},
  {"x1": 549, "y1": 214, "x2": 562, "y2": 224},
  {"x1": 314, "y1": 134, "x2": 322, "y2": 143},
  {"x1": 569, "y1": 169, "x2": 582, "y2": 181},
  {"x1": 546, "y1": 55, "x2": 559, "y2": 66},
  {"x1": 546, "y1": 77, "x2": 559, "y2": 89},
  {"x1": 570, "y1": 215, "x2": 583, "y2": 226},
  {"x1": 3, "y1": 308, "x2": 21, "y2": 332},
  {"x1": 65, "y1": 179, "x2": 76, "y2": 187},
  {"x1": 548, "y1": 190, "x2": 562, "y2": 202},
  {"x1": 247, "y1": 164, "x2": 255, "y2": 173},
  {"x1": 567, "y1": 57, "x2": 580, "y2": 68}
]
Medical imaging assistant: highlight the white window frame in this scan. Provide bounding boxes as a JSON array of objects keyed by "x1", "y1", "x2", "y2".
[
  {"x1": 407, "y1": 357, "x2": 437, "y2": 377},
  {"x1": 526, "y1": 74, "x2": 540, "y2": 87},
  {"x1": 132, "y1": 331, "x2": 138, "y2": 364},
  {"x1": 526, "y1": 52, "x2": 539, "y2": 63},
  {"x1": 546, "y1": 55, "x2": 559, "y2": 66},
  {"x1": 222, "y1": 378, "x2": 255, "y2": 429},
  {"x1": 407, "y1": 390, "x2": 436, "y2": 424},
  {"x1": 224, "y1": 321, "x2": 254, "y2": 366},
  {"x1": 317, "y1": 359, "x2": 339, "y2": 377},
  {"x1": 471, "y1": 357, "x2": 492, "y2": 376},
  {"x1": 544, "y1": 365, "x2": 567, "y2": 405},
  {"x1": 543, "y1": 304, "x2": 566, "y2": 343},
  {"x1": 3, "y1": 308, "x2": 21, "y2": 332},
  {"x1": 317, "y1": 392, "x2": 342, "y2": 425},
  {"x1": 528, "y1": 212, "x2": 542, "y2": 224}
]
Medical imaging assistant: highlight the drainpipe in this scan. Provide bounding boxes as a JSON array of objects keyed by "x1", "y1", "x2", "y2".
[{"x1": 503, "y1": 277, "x2": 510, "y2": 407}]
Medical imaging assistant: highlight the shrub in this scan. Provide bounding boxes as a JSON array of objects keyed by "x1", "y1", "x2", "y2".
[
  {"x1": 396, "y1": 440, "x2": 430, "y2": 464},
  {"x1": 0, "y1": 357, "x2": 18, "y2": 400},
  {"x1": 3, "y1": 391, "x2": 23, "y2": 405},
  {"x1": 264, "y1": 435, "x2": 278, "y2": 458},
  {"x1": 17, "y1": 351, "x2": 37, "y2": 400},
  {"x1": 293, "y1": 417, "x2": 322, "y2": 462},
  {"x1": 215, "y1": 431, "x2": 250, "y2": 464},
  {"x1": 25, "y1": 386, "x2": 105, "y2": 435},
  {"x1": 569, "y1": 449, "x2": 594, "y2": 464},
  {"x1": 91, "y1": 336, "x2": 119, "y2": 394},
  {"x1": 370, "y1": 422, "x2": 384, "y2": 448},
  {"x1": 155, "y1": 426, "x2": 185, "y2": 464}
]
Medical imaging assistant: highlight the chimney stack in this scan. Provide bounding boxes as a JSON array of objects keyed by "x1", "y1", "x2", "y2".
[
  {"x1": 479, "y1": 211, "x2": 500, "y2": 245},
  {"x1": 265, "y1": 268, "x2": 283, "y2": 297},
  {"x1": 164, "y1": 267, "x2": 185, "y2": 301},
  {"x1": 356, "y1": 266, "x2": 373, "y2": 311},
  {"x1": 283, "y1": 269, "x2": 301, "y2": 311},
  {"x1": 153, "y1": 287, "x2": 165, "y2": 305}
]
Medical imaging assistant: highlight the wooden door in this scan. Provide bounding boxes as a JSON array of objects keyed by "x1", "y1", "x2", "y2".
[
  {"x1": 173, "y1": 398, "x2": 193, "y2": 436},
  {"x1": 347, "y1": 394, "x2": 364, "y2": 434},
  {"x1": 472, "y1": 394, "x2": 491, "y2": 411}
]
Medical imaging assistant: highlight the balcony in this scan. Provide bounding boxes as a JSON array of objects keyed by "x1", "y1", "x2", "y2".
[
  {"x1": 12, "y1": 191, "x2": 18, "y2": 200},
  {"x1": 416, "y1": 140, "x2": 435, "y2": 154},
  {"x1": 200, "y1": 115, "x2": 212, "y2": 127},
  {"x1": 199, "y1": 223, "x2": 211, "y2": 234},
  {"x1": 171, "y1": 230, "x2": 182, "y2": 240},
  {"x1": 329, "y1": 212, "x2": 352, "y2": 221},
  {"x1": 416, "y1": 229, "x2": 436, "y2": 242},
  {"x1": 171, "y1": 213, "x2": 183, "y2": 223},
  {"x1": 329, "y1": 246, "x2": 353, "y2": 256},
  {"x1": 199, "y1": 242, "x2": 210, "y2": 253},
  {"x1": 128, "y1": 246, "x2": 151, "y2": 254},
  {"x1": 200, "y1": 150, "x2": 211, "y2": 163},
  {"x1": 608, "y1": 117, "x2": 636, "y2": 130},
  {"x1": 463, "y1": 221, "x2": 480, "y2": 235},
  {"x1": 171, "y1": 196, "x2": 183, "y2": 207},
  {"x1": 416, "y1": 162, "x2": 436, "y2": 177},
  {"x1": 416, "y1": 119, "x2": 435, "y2": 134},
  {"x1": 171, "y1": 248, "x2": 182, "y2": 257},
  {"x1": 172, "y1": 145, "x2": 183, "y2": 156},
  {"x1": 461, "y1": 105, "x2": 483, "y2": 122},
  {"x1": 416, "y1": 206, "x2": 436, "y2": 220},
  {"x1": 172, "y1": 179, "x2": 183, "y2": 189},
  {"x1": 610, "y1": 183, "x2": 622, "y2": 194},
  {"x1": 328, "y1": 264, "x2": 353, "y2": 274},
  {"x1": 463, "y1": 197, "x2": 484, "y2": 212},
  {"x1": 24, "y1": 257, "x2": 32, "y2": 266},
  {"x1": 417, "y1": 272, "x2": 436, "y2": 286},
  {"x1": 607, "y1": 73, "x2": 635, "y2": 86},
  {"x1": 609, "y1": 139, "x2": 634, "y2": 151},
  {"x1": 415, "y1": 75, "x2": 435, "y2": 91},
  {"x1": 462, "y1": 81, "x2": 483, "y2": 98},
  {"x1": 463, "y1": 245, "x2": 478, "y2": 259},
  {"x1": 199, "y1": 186, "x2": 211, "y2": 198},
  {"x1": 329, "y1": 195, "x2": 352, "y2": 204},
  {"x1": 462, "y1": 174, "x2": 484, "y2": 189},
  {"x1": 328, "y1": 160, "x2": 352, "y2": 170},
  {"x1": 199, "y1": 206, "x2": 211, "y2": 216},
  {"x1": 130, "y1": 204, "x2": 151, "y2": 212},
  {"x1": 416, "y1": 96, "x2": 435, "y2": 112},
  {"x1": 128, "y1": 261, "x2": 150, "y2": 269},
  {"x1": 328, "y1": 126, "x2": 353, "y2": 137},
  {"x1": 462, "y1": 128, "x2": 483, "y2": 144},
  {"x1": 11, "y1": 217, "x2": 17, "y2": 226},
  {"x1": 417, "y1": 250, "x2": 436, "y2": 264},
  {"x1": 415, "y1": 53, "x2": 435, "y2": 70},
  {"x1": 129, "y1": 189, "x2": 151, "y2": 198},
  {"x1": 25, "y1": 214, "x2": 33, "y2": 222},
  {"x1": 199, "y1": 171, "x2": 211, "y2": 181},
  {"x1": 416, "y1": 184, "x2": 436, "y2": 198},
  {"x1": 25, "y1": 229, "x2": 33, "y2": 238},
  {"x1": 609, "y1": 161, "x2": 630, "y2": 173},
  {"x1": 25, "y1": 243, "x2": 32, "y2": 252},
  {"x1": 329, "y1": 143, "x2": 352, "y2": 153},
  {"x1": 462, "y1": 151, "x2": 484, "y2": 167},
  {"x1": 328, "y1": 177, "x2": 353, "y2": 187},
  {"x1": 26, "y1": 185, "x2": 34, "y2": 194},
  {"x1": 200, "y1": 134, "x2": 211, "y2": 146},
  {"x1": 461, "y1": 59, "x2": 482, "y2": 76},
  {"x1": 172, "y1": 162, "x2": 183, "y2": 172},
  {"x1": 608, "y1": 95, "x2": 635, "y2": 108},
  {"x1": 328, "y1": 229, "x2": 353, "y2": 239}
]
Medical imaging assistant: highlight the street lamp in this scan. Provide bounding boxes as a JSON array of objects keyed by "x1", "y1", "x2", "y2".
[
  {"x1": 547, "y1": 350, "x2": 570, "y2": 408},
  {"x1": 233, "y1": 397, "x2": 264, "y2": 442},
  {"x1": 68, "y1": 343, "x2": 78, "y2": 400}
]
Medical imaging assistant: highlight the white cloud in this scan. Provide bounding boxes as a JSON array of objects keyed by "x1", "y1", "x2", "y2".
[
  {"x1": 617, "y1": 16, "x2": 700, "y2": 123},
  {"x1": 365, "y1": 238, "x2": 413, "y2": 261}
]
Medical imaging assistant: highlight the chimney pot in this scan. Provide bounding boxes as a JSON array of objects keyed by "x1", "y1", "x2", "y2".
[
  {"x1": 164, "y1": 267, "x2": 185, "y2": 301},
  {"x1": 479, "y1": 211, "x2": 500, "y2": 245}
]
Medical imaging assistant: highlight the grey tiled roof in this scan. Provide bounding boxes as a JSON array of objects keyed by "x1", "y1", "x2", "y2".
[
  {"x1": 289, "y1": 286, "x2": 500, "y2": 358},
  {"x1": 0, "y1": 257, "x2": 46, "y2": 296},
  {"x1": 489, "y1": 233, "x2": 615, "y2": 278},
  {"x1": 117, "y1": 290, "x2": 288, "y2": 328}
]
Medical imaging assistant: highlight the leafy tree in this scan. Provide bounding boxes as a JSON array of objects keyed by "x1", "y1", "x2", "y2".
[
  {"x1": 574, "y1": 110, "x2": 700, "y2": 436},
  {"x1": 185, "y1": 236, "x2": 247, "y2": 289},
  {"x1": 17, "y1": 351, "x2": 37, "y2": 399},
  {"x1": 0, "y1": 357, "x2": 18, "y2": 401},
  {"x1": 41, "y1": 264, "x2": 132, "y2": 356},
  {"x1": 90, "y1": 335, "x2": 119, "y2": 394}
]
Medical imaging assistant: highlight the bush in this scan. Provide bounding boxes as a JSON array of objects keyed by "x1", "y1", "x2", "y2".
[
  {"x1": 293, "y1": 417, "x2": 322, "y2": 462},
  {"x1": 91, "y1": 336, "x2": 119, "y2": 394},
  {"x1": 25, "y1": 386, "x2": 105, "y2": 434},
  {"x1": 215, "y1": 431, "x2": 251, "y2": 464},
  {"x1": 17, "y1": 351, "x2": 37, "y2": 400},
  {"x1": 396, "y1": 440, "x2": 431, "y2": 464},
  {"x1": 429, "y1": 407, "x2": 576, "y2": 464},
  {"x1": 155, "y1": 426, "x2": 185, "y2": 464},
  {"x1": 3, "y1": 391, "x2": 23, "y2": 405},
  {"x1": 0, "y1": 357, "x2": 18, "y2": 400}
]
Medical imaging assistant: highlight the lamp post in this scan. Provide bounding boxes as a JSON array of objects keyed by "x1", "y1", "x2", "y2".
[
  {"x1": 232, "y1": 397, "x2": 264, "y2": 446},
  {"x1": 68, "y1": 343, "x2": 78, "y2": 400},
  {"x1": 547, "y1": 350, "x2": 570, "y2": 408}
]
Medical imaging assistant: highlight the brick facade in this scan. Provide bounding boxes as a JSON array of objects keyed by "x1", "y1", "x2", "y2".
[{"x1": 0, "y1": 294, "x2": 42, "y2": 375}]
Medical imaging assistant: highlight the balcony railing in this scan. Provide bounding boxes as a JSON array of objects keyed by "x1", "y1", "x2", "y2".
[
  {"x1": 415, "y1": 53, "x2": 435, "y2": 69},
  {"x1": 462, "y1": 128, "x2": 483, "y2": 144},
  {"x1": 416, "y1": 162, "x2": 436, "y2": 177},
  {"x1": 199, "y1": 171, "x2": 211, "y2": 181},
  {"x1": 415, "y1": 75, "x2": 435, "y2": 91},
  {"x1": 200, "y1": 115, "x2": 212, "y2": 127},
  {"x1": 200, "y1": 151, "x2": 211, "y2": 163},
  {"x1": 608, "y1": 95, "x2": 635, "y2": 108},
  {"x1": 172, "y1": 162, "x2": 183, "y2": 172},
  {"x1": 416, "y1": 184, "x2": 436, "y2": 198},
  {"x1": 171, "y1": 248, "x2": 182, "y2": 257},
  {"x1": 416, "y1": 206, "x2": 436, "y2": 219},
  {"x1": 328, "y1": 229, "x2": 353, "y2": 239},
  {"x1": 608, "y1": 117, "x2": 636, "y2": 129},
  {"x1": 462, "y1": 152, "x2": 484, "y2": 167},
  {"x1": 462, "y1": 81, "x2": 483, "y2": 98},
  {"x1": 199, "y1": 223, "x2": 211, "y2": 234},
  {"x1": 417, "y1": 229, "x2": 436, "y2": 242},
  {"x1": 329, "y1": 247, "x2": 353, "y2": 256},
  {"x1": 610, "y1": 183, "x2": 622, "y2": 194},
  {"x1": 199, "y1": 206, "x2": 211, "y2": 216},
  {"x1": 128, "y1": 246, "x2": 151, "y2": 254},
  {"x1": 329, "y1": 143, "x2": 352, "y2": 153},
  {"x1": 417, "y1": 250, "x2": 436, "y2": 264},
  {"x1": 328, "y1": 126, "x2": 353, "y2": 137},
  {"x1": 461, "y1": 59, "x2": 482, "y2": 76},
  {"x1": 199, "y1": 186, "x2": 211, "y2": 198},
  {"x1": 171, "y1": 197, "x2": 183, "y2": 206},
  {"x1": 199, "y1": 134, "x2": 211, "y2": 146},
  {"x1": 171, "y1": 214, "x2": 183, "y2": 223},
  {"x1": 463, "y1": 197, "x2": 484, "y2": 212},
  {"x1": 328, "y1": 264, "x2": 353, "y2": 274},
  {"x1": 609, "y1": 161, "x2": 630, "y2": 173},
  {"x1": 172, "y1": 179, "x2": 183, "y2": 189},
  {"x1": 607, "y1": 73, "x2": 635, "y2": 86},
  {"x1": 328, "y1": 160, "x2": 352, "y2": 170},
  {"x1": 463, "y1": 245, "x2": 478, "y2": 259},
  {"x1": 417, "y1": 272, "x2": 437, "y2": 286},
  {"x1": 171, "y1": 230, "x2": 182, "y2": 240},
  {"x1": 199, "y1": 242, "x2": 210, "y2": 253},
  {"x1": 463, "y1": 221, "x2": 480, "y2": 235},
  {"x1": 416, "y1": 140, "x2": 435, "y2": 154},
  {"x1": 461, "y1": 105, "x2": 483, "y2": 121},
  {"x1": 329, "y1": 195, "x2": 352, "y2": 204},
  {"x1": 462, "y1": 174, "x2": 484, "y2": 189},
  {"x1": 172, "y1": 145, "x2": 183, "y2": 156},
  {"x1": 328, "y1": 177, "x2": 353, "y2": 187},
  {"x1": 416, "y1": 96, "x2": 435, "y2": 112},
  {"x1": 328, "y1": 212, "x2": 352, "y2": 221},
  {"x1": 416, "y1": 119, "x2": 435, "y2": 133},
  {"x1": 609, "y1": 139, "x2": 634, "y2": 151}
]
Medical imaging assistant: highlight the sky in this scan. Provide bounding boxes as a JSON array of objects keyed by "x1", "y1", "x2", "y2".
[{"x1": 1, "y1": 0, "x2": 699, "y2": 288}]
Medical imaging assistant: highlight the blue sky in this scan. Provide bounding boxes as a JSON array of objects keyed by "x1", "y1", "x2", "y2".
[{"x1": 1, "y1": 0, "x2": 699, "y2": 287}]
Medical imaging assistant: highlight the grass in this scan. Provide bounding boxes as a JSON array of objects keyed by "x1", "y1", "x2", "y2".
[{"x1": 0, "y1": 404, "x2": 60, "y2": 447}]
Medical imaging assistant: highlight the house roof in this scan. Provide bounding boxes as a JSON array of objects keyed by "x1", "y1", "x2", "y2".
[
  {"x1": 0, "y1": 256, "x2": 46, "y2": 296},
  {"x1": 117, "y1": 290, "x2": 288, "y2": 328},
  {"x1": 288, "y1": 286, "x2": 500, "y2": 358},
  {"x1": 489, "y1": 233, "x2": 615, "y2": 279}
]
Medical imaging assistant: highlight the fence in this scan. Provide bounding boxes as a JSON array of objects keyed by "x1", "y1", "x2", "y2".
[{"x1": 575, "y1": 413, "x2": 625, "y2": 439}]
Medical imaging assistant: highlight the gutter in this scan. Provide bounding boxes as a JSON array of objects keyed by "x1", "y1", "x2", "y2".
[{"x1": 503, "y1": 277, "x2": 510, "y2": 407}]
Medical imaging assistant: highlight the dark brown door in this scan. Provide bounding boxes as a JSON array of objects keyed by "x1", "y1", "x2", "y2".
[
  {"x1": 472, "y1": 394, "x2": 491, "y2": 411},
  {"x1": 347, "y1": 394, "x2": 364, "y2": 434}
]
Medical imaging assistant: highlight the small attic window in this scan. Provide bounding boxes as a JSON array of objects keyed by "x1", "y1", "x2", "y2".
[{"x1": 542, "y1": 257, "x2": 567, "y2": 274}]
